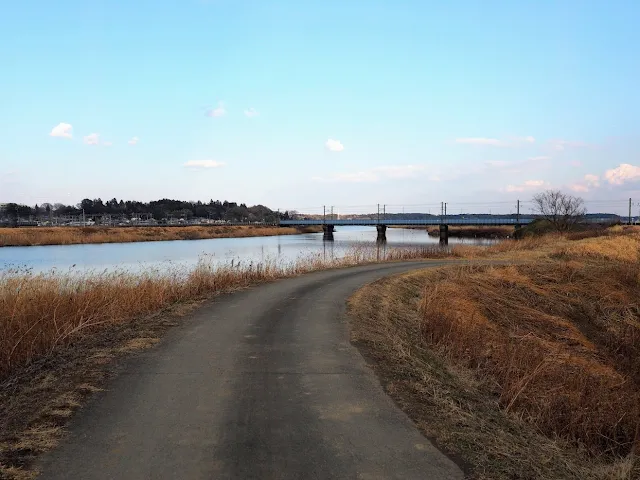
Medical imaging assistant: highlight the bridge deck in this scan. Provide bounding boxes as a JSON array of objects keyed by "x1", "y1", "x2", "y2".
[{"x1": 280, "y1": 218, "x2": 532, "y2": 226}]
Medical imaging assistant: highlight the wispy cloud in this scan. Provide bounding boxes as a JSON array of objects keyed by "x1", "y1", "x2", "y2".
[
  {"x1": 244, "y1": 108, "x2": 259, "y2": 118},
  {"x1": 184, "y1": 160, "x2": 226, "y2": 169},
  {"x1": 206, "y1": 102, "x2": 226, "y2": 117},
  {"x1": 128, "y1": 136, "x2": 139, "y2": 145},
  {"x1": 456, "y1": 136, "x2": 535, "y2": 147},
  {"x1": 484, "y1": 155, "x2": 551, "y2": 174},
  {"x1": 505, "y1": 180, "x2": 547, "y2": 193},
  {"x1": 325, "y1": 138, "x2": 344, "y2": 152},
  {"x1": 49, "y1": 122, "x2": 73, "y2": 139},
  {"x1": 549, "y1": 139, "x2": 590, "y2": 151},
  {"x1": 83, "y1": 133, "x2": 100, "y2": 145},
  {"x1": 604, "y1": 164, "x2": 640, "y2": 185},
  {"x1": 569, "y1": 174, "x2": 600, "y2": 193}
]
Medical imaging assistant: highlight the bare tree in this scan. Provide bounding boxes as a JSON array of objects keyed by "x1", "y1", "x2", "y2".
[{"x1": 532, "y1": 190, "x2": 586, "y2": 231}]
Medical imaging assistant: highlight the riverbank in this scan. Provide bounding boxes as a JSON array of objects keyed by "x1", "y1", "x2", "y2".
[
  {"x1": 0, "y1": 244, "x2": 460, "y2": 478},
  {"x1": 349, "y1": 227, "x2": 640, "y2": 479},
  {"x1": 0, "y1": 225, "x2": 322, "y2": 247},
  {"x1": 427, "y1": 225, "x2": 513, "y2": 238}
]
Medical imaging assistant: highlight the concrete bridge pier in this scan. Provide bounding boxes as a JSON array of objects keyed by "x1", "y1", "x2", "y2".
[
  {"x1": 439, "y1": 224, "x2": 449, "y2": 245},
  {"x1": 323, "y1": 224, "x2": 335, "y2": 241},
  {"x1": 376, "y1": 224, "x2": 387, "y2": 243}
]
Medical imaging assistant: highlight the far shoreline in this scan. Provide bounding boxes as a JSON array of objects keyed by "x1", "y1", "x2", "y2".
[{"x1": 0, "y1": 225, "x2": 323, "y2": 248}]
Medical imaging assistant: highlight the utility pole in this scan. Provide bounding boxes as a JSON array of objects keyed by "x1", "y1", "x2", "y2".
[
  {"x1": 629, "y1": 198, "x2": 632, "y2": 225},
  {"x1": 331, "y1": 206, "x2": 334, "y2": 221},
  {"x1": 383, "y1": 204, "x2": 386, "y2": 220},
  {"x1": 323, "y1": 206, "x2": 326, "y2": 225},
  {"x1": 377, "y1": 204, "x2": 380, "y2": 224},
  {"x1": 517, "y1": 199, "x2": 520, "y2": 224},
  {"x1": 444, "y1": 203, "x2": 447, "y2": 219}
]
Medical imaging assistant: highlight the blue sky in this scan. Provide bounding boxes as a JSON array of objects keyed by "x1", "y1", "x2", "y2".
[{"x1": 1, "y1": 0, "x2": 639, "y2": 214}]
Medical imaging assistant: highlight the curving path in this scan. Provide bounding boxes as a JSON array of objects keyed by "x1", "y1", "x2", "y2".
[{"x1": 38, "y1": 261, "x2": 464, "y2": 479}]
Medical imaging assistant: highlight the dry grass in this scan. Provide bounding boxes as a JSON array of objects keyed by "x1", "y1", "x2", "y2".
[
  {"x1": 427, "y1": 225, "x2": 514, "y2": 238},
  {"x1": 0, "y1": 244, "x2": 456, "y2": 381},
  {"x1": 0, "y1": 243, "x2": 459, "y2": 478},
  {"x1": 0, "y1": 225, "x2": 321, "y2": 247},
  {"x1": 349, "y1": 229, "x2": 640, "y2": 479}
]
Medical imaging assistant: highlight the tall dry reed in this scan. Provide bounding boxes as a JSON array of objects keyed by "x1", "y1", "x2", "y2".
[
  {"x1": 0, "y1": 225, "x2": 316, "y2": 247},
  {"x1": 0, "y1": 244, "x2": 452, "y2": 380}
]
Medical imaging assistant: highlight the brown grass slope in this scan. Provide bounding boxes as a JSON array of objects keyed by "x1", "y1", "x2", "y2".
[
  {"x1": 349, "y1": 229, "x2": 640, "y2": 479},
  {"x1": 0, "y1": 225, "x2": 321, "y2": 247}
]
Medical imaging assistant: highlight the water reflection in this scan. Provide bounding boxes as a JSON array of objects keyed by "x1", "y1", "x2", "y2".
[{"x1": 0, "y1": 226, "x2": 496, "y2": 274}]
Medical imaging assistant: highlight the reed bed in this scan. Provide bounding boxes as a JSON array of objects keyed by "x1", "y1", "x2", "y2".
[
  {"x1": 0, "y1": 225, "x2": 320, "y2": 247},
  {"x1": 0, "y1": 244, "x2": 454, "y2": 381}
]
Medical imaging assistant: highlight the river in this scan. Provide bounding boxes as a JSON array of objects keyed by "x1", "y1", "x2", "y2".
[{"x1": 0, "y1": 227, "x2": 494, "y2": 274}]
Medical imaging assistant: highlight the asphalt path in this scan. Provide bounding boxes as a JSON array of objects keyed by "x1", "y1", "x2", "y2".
[{"x1": 38, "y1": 261, "x2": 464, "y2": 480}]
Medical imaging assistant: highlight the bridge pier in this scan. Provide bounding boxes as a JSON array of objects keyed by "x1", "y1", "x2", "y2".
[
  {"x1": 439, "y1": 224, "x2": 449, "y2": 245},
  {"x1": 376, "y1": 224, "x2": 387, "y2": 243},
  {"x1": 323, "y1": 224, "x2": 335, "y2": 241}
]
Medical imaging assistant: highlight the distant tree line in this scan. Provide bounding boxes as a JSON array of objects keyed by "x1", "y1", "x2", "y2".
[{"x1": 0, "y1": 198, "x2": 295, "y2": 225}]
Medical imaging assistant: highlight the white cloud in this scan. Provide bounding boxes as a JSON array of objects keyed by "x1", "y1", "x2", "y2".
[
  {"x1": 184, "y1": 160, "x2": 226, "y2": 169},
  {"x1": 83, "y1": 133, "x2": 100, "y2": 145},
  {"x1": 549, "y1": 139, "x2": 589, "y2": 151},
  {"x1": 206, "y1": 102, "x2": 226, "y2": 117},
  {"x1": 456, "y1": 136, "x2": 535, "y2": 147},
  {"x1": 128, "y1": 136, "x2": 139, "y2": 145},
  {"x1": 569, "y1": 184, "x2": 589, "y2": 193},
  {"x1": 568, "y1": 174, "x2": 601, "y2": 193},
  {"x1": 244, "y1": 108, "x2": 259, "y2": 118},
  {"x1": 505, "y1": 180, "x2": 547, "y2": 193},
  {"x1": 49, "y1": 122, "x2": 73, "y2": 139},
  {"x1": 325, "y1": 138, "x2": 344, "y2": 152},
  {"x1": 584, "y1": 174, "x2": 600, "y2": 187},
  {"x1": 604, "y1": 164, "x2": 640, "y2": 185}
]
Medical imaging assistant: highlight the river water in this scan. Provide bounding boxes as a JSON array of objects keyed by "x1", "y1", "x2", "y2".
[{"x1": 0, "y1": 227, "x2": 494, "y2": 274}]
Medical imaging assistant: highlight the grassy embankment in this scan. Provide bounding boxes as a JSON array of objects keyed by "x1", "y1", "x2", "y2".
[
  {"x1": 0, "y1": 243, "x2": 457, "y2": 478},
  {"x1": 349, "y1": 226, "x2": 640, "y2": 479},
  {"x1": 0, "y1": 225, "x2": 321, "y2": 247}
]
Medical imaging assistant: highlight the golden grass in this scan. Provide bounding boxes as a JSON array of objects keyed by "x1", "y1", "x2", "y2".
[
  {"x1": 348, "y1": 229, "x2": 640, "y2": 478},
  {"x1": 0, "y1": 225, "x2": 321, "y2": 247},
  {"x1": 0, "y1": 244, "x2": 453, "y2": 381}
]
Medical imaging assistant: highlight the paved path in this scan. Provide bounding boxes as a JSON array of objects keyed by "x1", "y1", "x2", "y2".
[{"x1": 38, "y1": 261, "x2": 464, "y2": 479}]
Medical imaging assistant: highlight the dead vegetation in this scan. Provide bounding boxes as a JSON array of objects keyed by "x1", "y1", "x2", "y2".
[
  {"x1": 0, "y1": 225, "x2": 321, "y2": 247},
  {"x1": 0, "y1": 243, "x2": 457, "y2": 478},
  {"x1": 349, "y1": 228, "x2": 640, "y2": 479},
  {"x1": 427, "y1": 225, "x2": 514, "y2": 238}
]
